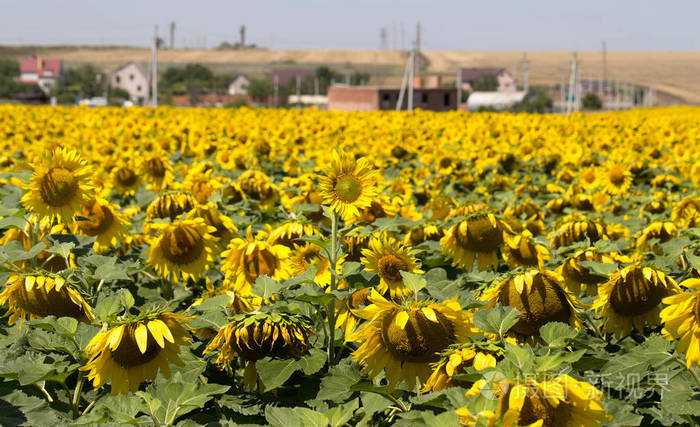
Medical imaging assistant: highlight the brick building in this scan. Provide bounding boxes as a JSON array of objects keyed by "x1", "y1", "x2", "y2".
[{"x1": 328, "y1": 85, "x2": 457, "y2": 112}]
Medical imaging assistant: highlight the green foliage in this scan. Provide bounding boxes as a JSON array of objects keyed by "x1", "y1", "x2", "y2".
[
  {"x1": 0, "y1": 59, "x2": 24, "y2": 98},
  {"x1": 583, "y1": 92, "x2": 603, "y2": 110},
  {"x1": 510, "y1": 92, "x2": 553, "y2": 113},
  {"x1": 248, "y1": 77, "x2": 272, "y2": 100},
  {"x1": 471, "y1": 73, "x2": 499, "y2": 91}
]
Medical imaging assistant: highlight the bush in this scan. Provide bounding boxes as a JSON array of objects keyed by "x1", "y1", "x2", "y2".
[
  {"x1": 471, "y1": 74, "x2": 498, "y2": 91},
  {"x1": 582, "y1": 93, "x2": 603, "y2": 110}
]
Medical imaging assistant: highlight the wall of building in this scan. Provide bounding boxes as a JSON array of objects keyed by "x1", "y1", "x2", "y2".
[
  {"x1": 111, "y1": 63, "x2": 148, "y2": 104},
  {"x1": 328, "y1": 86, "x2": 378, "y2": 111}
]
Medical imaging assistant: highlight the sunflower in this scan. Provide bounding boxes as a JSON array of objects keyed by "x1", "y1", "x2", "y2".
[
  {"x1": 480, "y1": 269, "x2": 581, "y2": 341},
  {"x1": 73, "y1": 198, "x2": 130, "y2": 253},
  {"x1": 221, "y1": 226, "x2": 292, "y2": 294},
  {"x1": 660, "y1": 279, "x2": 700, "y2": 367},
  {"x1": 342, "y1": 226, "x2": 373, "y2": 261},
  {"x1": 550, "y1": 219, "x2": 606, "y2": 248},
  {"x1": 146, "y1": 191, "x2": 197, "y2": 221},
  {"x1": 289, "y1": 242, "x2": 343, "y2": 288},
  {"x1": 457, "y1": 376, "x2": 610, "y2": 426},
  {"x1": 593, "y1": 264, "x2": 680, "y2": 338},
  {"x1": 22, "y1": 147, "x2": 93, "y2": 222},
  {"x1": 601, "y1": 162, "x2": 632, "y2": 195},
  {"x1": 141, "y1": 152, "x2": 174, "y2": 192},
  {"x1": 0, "y1": 274, "x2": 94, "y2": 326},
  {"x1": 347, "y1": 289, "x2": 478, "y2": 391},
  {"x1": 671, "y1": 195, "x2": 700, "y2": 226},
  {"x1": 558, "y1": 249, "x2": 616, "y2": 296},
  {"x1": 335, "y1": 287, "x2": 371, "y2": 338},
  {"x1": 111, "y1": 162, "x2": 142, "y2": 196},
  {"x1": 236, "y1": 170, "x2": 279, "y2": 209},
  {"x1": 267, "y1": 220, "x2": 320, "y2": 248},
  {"x1": 205, "y1": 312, "x2": 312, "y2": 390},
  {"x1": 441, "y1": 211, "x2": 507, "y2": 271},
  {"x1": 187, "y1": 203, "x2": 238, "y2": 249},
  {"x1": 402, "y1": 223, "x2": 444, "y2": 246},
  {"x1": 361, "y1": 234, "x2": 423, "y2": 298},
  {"x1": 82, "y1": 311, "x2": 191, "y2": 395},
  {"x1": 636, "y1": 221, "x2": 678, "y2": 253},
  {"x1": 422, "y1": 342, "x2": 501, "y2": 393},
  {"x1": 319, "y1": 150, "x2": 379, "y2": 221},
  {"x1": 502, "y1": 231, "x2": 550, "y2": 269},
  {"x1": 146, "y1": 218, "x2": 217, "y2": 282},
  {"x1": 578, "y1": 166, "x2": 599, "y2": 190}
]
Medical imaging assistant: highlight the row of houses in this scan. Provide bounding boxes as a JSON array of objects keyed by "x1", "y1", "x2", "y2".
[{"x1": 16, "y1": 54, "x2": 523, "y2": 110}]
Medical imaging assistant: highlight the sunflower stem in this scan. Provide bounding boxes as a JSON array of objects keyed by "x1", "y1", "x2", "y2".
[
  {"x1": 72, "y1": 371, "x2": 85, "y2": 419},
  {"x1": 383, "y1": 392, "x2": 408, "y2": 413},
  {"x1": 327, "y1": 211, "x2": 338, "y2": 366},
  {"x1": 672, "y1": 355, "x2": 700, "y2": 389}
]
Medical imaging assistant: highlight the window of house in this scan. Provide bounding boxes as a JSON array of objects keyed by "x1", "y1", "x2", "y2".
[
  {"x1": 129, "y1": 74, "x2": 134, "y2": 81},
  {"x1": 444, "y1": 93, "x2": 451, "y2": 106},
  {"x1": 382, "y1": 94, "x2": 390, "y2": 101},
  {"x1": 137, "y1": 85, "x2": 142, "y2": 92},
  {"x1": 421, "y1": 93, "x2": 428, "y2": 103},
  {"x1": 115, "y1": 76, "x2": 121, "y2": 83}
]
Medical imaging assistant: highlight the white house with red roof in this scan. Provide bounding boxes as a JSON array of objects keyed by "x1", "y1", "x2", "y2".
[{"x1": 20, "y1": 55, "x2": 63, "y2": 93}]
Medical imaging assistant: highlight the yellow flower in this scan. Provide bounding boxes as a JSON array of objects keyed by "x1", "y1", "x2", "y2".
[
  {"x1": 480, "y1": 269, "x2": 581, "y2": 341},
  {"x1": 289, "y1": 242, "x2": 343, "y2": 288},
  {"x1": 319, "y1": 150, "x2": 379, "y2": 221},
  {"x1": 558, "y1": 249, "x2": 616, "y2": 296},
  {"x1": 82, "y1": 312, "x2": 191, "y2": 395},
  {"x1": 73, "y1": 198, "x2": 130, "y2": 253},
  {"x1": 441, "y1": 211, "x2": 506, "y2": 271},
  {"x1": 661, "y1": 279, "x2": 700, "y2": 367},
  {"x1": 601, "y1": 162, "x2": 632, "y2": 195},
  {"x1": 361, "y1": 234, "x2": 423, "y2": 298},
  {"x1": 347, "y1": 289, "x2": 478, "y2": 391},
  {"x1": 422, "y1": 343, "x2": 500, "y2": 393},
  {"x1": 22, "y1": 147, "x2": 93, "y2": 222},
  {"x1": 593, "y1": 264, "x2": 680, "y2": 338},
  {"x1": 502, "y1": 230, "x2": 550, "y2": 269},
  {"x1": 146, "y1": 218, "x2": 217, "y2": 282},
  {"x1": 0, "y1": 274, "x2": 94, "y2": 326}
]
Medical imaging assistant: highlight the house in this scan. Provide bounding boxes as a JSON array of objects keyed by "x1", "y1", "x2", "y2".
[
  {"x1": 110, "y1": 62, "x2": 149, "y2": 105},
  {"x1": 458, "y1": 68, "x2": 516, "y2": 92},
  {"x1": 466, "y1": 91, "x2": 527, "y2": 111},
  {"x1": 19, "y1": 55, "x2": 63, "y2": 93},
  {"x1": 328, "y1": 85, "x2": 457, "y2": 112},
  {"x1": 270, "y1": 68, "x2": 315, "y2": 87},
  {"x1": 227, "y1": 75, "x2": 250, "y2": 95}
]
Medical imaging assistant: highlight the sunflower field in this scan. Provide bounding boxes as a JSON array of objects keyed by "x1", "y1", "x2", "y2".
[{"x1": 0, "y1": 105, "x2": 699, "y2": 426}]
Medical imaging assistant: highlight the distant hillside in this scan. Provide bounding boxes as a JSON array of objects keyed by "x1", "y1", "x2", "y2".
[{"x1": 2, "y1": 46, "x2": 699, "y2": 103}]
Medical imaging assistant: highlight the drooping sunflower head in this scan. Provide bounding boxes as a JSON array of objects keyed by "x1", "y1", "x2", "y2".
[
  {"x1": 146, "y1": 191, "x2": 197, "y2": 221},
  {"x1": 361, "y1": 234, "x2": 423, "y2": 298},
  {"x1": 0, "y1": 274, "x2": 94, "y2": 326},
  {"x1": 502, "y1": 230, "x2": 551, "y2": 269},
  {"x1": 559, "y1": 249, "x2": 616, "y2": 296},
  {"x1": 289, "y1": 242, "x2": 341, "y2": 288},
  {"x1": 423, "y1": 194, "x2": 456, "y2": 221},
  {"x1": 636, "y1": 221, "x2": 678, "y2": 253},
  {"x1": 550, "y1": 219, "x2": 606, "y2": 248},
  {"x1": 441, "y1": 211, "x2": 506, "y2": 271},
  {"x1": 422, "y1": 342, "x2": 501, "y2": 393},
  {"x1": 146, "y1": 218, "x2": 217, "y2": 282},
  {"x1": 141, "y1": 152, "x2": 173, "y2": 191},
  {"x1": 480, "y1": 269, "x2": 580, "y2": 341},
  {"x1": 660, "y1": 279, "x2": 700, "y2": 367},
  {"x1": 221, "y1": 226, "x2": 292, "y2": 294},
  {"x1": 82, "y1": 311, "x2": 191, "y2": 395},
  {"x1": 672, "y1": 195, "x2": 700, "y2": 226},
  {"x1": 594, "y1": 264, "x2": 680, "y2": 338},
  {"x1": 205, "y1": 312, "x2": 312, "y2": 390},
  {"x1": 22, "y1": 147, "x2": 94, "y2": 223},
  {"x1": 335, "y1": 287, "x2": 372, "y2": 337},
  {"x1": 187, "y1": 203, "x2": 238, "y2": 249},
  {"x1": 267, "y1": 220, "x2": 320, "y2": 248},
  {"x1": 461, "y1": 376, "x2": 610, "y2": 427},
  {"x1": 348, "y1": 289, "x2": 478, "y2": 391},
  {"x1": 112, "y1": 162, "x2": 142, "y2": 195},
  {"x1": 74, "y1": 198, "x2": 130, "y2": 253},
  {"x1": 342, "y1": 226, "x2": 373, "y2": 262},
  {"x1": 236, "y1": 170, "x2": 280, "y2": 209},
  {"x1": 319, "y1": 150, "x2": 379, "y2": 221}
]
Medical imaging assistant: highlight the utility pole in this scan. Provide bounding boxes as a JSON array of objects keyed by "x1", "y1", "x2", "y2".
[
  {"x1": 396, "y1": 51, "x2": 414, "y2": 111},
  {"x1": 456, "y1": 68, "x2": 462, "y2": 110},
  {"x1": 151, "y1": 25, "x2": 158, "y2": 107},
  {"x1": 565, "y1": 52, "x2": 578, "y2": 114},
  {"x1": 601, "y1": 40, "x2": 607, "y2": 98},
  {"x1": 414, "y1": 22, "x2": 421, "y2": 77},
  {"x1": 560, "y1": 75, "x2": 565, "y2": 113},
  {"x1": 521, "y1": 52, "x2": 529, "y2": 93},
  {"x1": 239, "y1": 25, "x2": 246, "y2": 49},
  {"x1": 380, "y1": 28, "x2": 387, "y2": 50},
  {"x1": 273, "y1": 75, "x2": 279, "y2": 107},
  {"x1": 296, "y1": 74, "x2": 301, "y2": 109},
  {"x1": 169, "y1": 22, "x2": 175, "y2": 49},
  {"x1": 400, "y1": 23, "x2": 405, "y2": 51},
  {"x1": 392, "y1": 23, "x2": 397, "y2": 50}
]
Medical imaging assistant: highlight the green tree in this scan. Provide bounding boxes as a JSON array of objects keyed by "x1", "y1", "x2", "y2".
[
  {"x1": 582, "y1": 93, "x2": 603, "y2": 110},
  {"x1": 471, "y1": 74, "x2": 499, "y2": 91},
  {"x1": 350, "y1": 71, "x2": 370, "y2": 86},
  {"x1": 315, "y1": 66, "x2": 342, "y2": 94},
  {"x1": 0, "y1": 59, "x2": 23, "y2": 98},
  {"x1": 510, "y1": 93, "x2": 553, "y2": 114},
  {"x1": 247, "y1": 78, "x2": 272, "y2": 100}
]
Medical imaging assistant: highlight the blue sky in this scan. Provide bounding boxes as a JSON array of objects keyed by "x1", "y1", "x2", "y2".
[{"x1": 2, "y1": 0, "x2": 698, "y2": 50}]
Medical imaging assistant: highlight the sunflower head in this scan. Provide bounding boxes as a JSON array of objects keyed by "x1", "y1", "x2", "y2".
[
  {"x1": 559, "y1": 249, "x2": 615, "y2": 296},
  {"x1": 502, "y1": 231, "x2": 550, "y2": 269},
  {"x1": 147, "y1": 218, "x2": 217, "y2": 282},
  {"x1": 550, "y1": 219, "x2": 606, "y2": 248},
  {"x1": 0, "y1": 274, "x2": 94, "y2": 326},
  {"x1": 422, "y1": 342, "x2": 501, "y2": 393},
  {"x1": 75, "y1": 198, "x2": 130, "y2": 253},
  {"x1": 348, "y1": 290, "x2": 478, "y2": 391},
  {"x1": 319, "y1": 150, "x2": 379, "y2": 221},
  {"x1": 594, "y1": 264, "x2": 680, "y2": 338},
  {"x1": 441, "y1": 211, "x2": 506, "y2": 271},
  {"x1": 146, "y1": 191, "x2": 197, "y2": 221},
  {"x1": 187, "y1": 203, "x2": 238, "y2": 249},
  {"x1": 82, "y1": 311, "x2": 191, "y2": 395},
  {"x1": 236, "y1": 170, "x2": 279, "y2": 209},
  {"x1": 267, "y1": 220, "x2": 320, "y2": 248},
  {"x1": 480, "y1": 270, "x2": 580, "y2": 340},
  {"x1": 361, "y1": 234, "x2": 423, "y2": 298},
  {"x1": 112, "y1": 163, "x2": 142, "y2": 195},
  {"x1": 22, "y1": 147, "x2": 94, "y2": 222},
  {"x1": 661, "y1": 279, "x2": 700, "y2": 367},
  {"x1": 636, "y1": 221, "x2": 678, "y2": 253}
]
